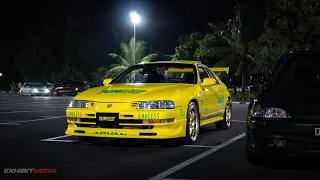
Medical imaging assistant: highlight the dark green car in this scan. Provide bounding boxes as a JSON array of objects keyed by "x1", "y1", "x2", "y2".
[{"x1": 246, "y1": 50, "x2": 320, "y2": 164}]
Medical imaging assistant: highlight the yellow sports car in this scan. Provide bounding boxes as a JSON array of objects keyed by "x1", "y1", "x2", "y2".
[{"x1": 65, "y1": 61, "x2": 232, "y2": 144}]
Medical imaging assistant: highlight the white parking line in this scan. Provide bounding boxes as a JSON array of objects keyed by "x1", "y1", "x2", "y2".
[
  {"x1": 0, "y1": 116, "x2": 66, "y2": 125},
  {"x1": 149, "y1": 133, "x2": 246, "y2": 180},
  {"x1": 160, "y1": 178, "x2": 197, "y2": 180},
  {"x1": 42, "y1": 139, "x2": 77, "y2": 143},
  {"x1": 0, "y1": 110, "x2": 65, "y2": 114},
  {"x1": 182, "y1": 145, "x2": 215, "y2": 148},
  {"x1": 41, "y1": 135, "x2": 76, "y2": 142},
  {"x1": 0, "y1": 123, "x2": 21, "y2": 126}
]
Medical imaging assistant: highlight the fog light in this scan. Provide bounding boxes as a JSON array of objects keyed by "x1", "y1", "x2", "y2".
[
  {"x1": 273, "y1": 139, "x2": 286, "y2": 148},
  {"x1": 68, "y1": 117, "x2": 76, "y2": 121}
]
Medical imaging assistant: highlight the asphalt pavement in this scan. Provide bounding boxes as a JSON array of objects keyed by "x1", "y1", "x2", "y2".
[{"x1": 0, "y1": 94, "x2": 319, "y2": 180}]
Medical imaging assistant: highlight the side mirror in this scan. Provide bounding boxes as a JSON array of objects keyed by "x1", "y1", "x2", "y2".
[
  {"x1": 103, "y1": 78, "x2": 112, "y2": 85},
  {"x1": 201, "y1": 78, "x2": 216, "y2": 86}
]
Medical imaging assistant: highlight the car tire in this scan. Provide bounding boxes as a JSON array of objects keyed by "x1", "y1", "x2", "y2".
[
  {"x1": 184, "y1": 101, "x2": 200, "y2": 145},
  {"x1": 52, "y1": 91, "x2": 59, "y2": 96},
  {"x1": 216, "y1": 99, "x2": 231, "y2": 130}
]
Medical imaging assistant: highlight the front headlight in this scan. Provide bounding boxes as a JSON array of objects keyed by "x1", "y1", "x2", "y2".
[
  {"x1": 44, "y1": 89, "x2": 49, "y2": 93},
  {"x1": 137, "y1": 101, "x2": 175, "y2": 109},
  {"x1": 33, "y1": 89, "x2": 39, "y2": 93},
  {"x1": 252, "y1": 105, "x2": 290, "y2": 118},
  {"x1": 68, "y1": 100, "x2": 88, "y2": 108}
]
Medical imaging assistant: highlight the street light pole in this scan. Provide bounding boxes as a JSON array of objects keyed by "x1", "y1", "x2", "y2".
[
  {"x1": 133, "y1": 22, "x2": 136, "y2": 65},
  {"x1": 129, "y1": 11, "x2": 141, "y2": 66}
]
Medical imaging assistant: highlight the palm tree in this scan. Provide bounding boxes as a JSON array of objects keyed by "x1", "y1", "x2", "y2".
[
  {"x1": 208, "y1": 3, "x2": 255, "y2": 97},
  {"x1": 107, "y1": 38, "x2": 158, "y2": 77}
]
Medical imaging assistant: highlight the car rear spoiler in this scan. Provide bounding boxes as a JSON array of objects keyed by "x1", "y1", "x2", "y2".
[
  {"x1": 209, "y1": 67, "x2": 229, "y2": 74},
  {"x1": 165, "y1": 67, "x2": 229, "y2": 74}
]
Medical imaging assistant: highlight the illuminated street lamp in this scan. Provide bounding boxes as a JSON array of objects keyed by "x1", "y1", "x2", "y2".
[{"x1": 129, "y1": 11, "x2": 141, "y2": 65}]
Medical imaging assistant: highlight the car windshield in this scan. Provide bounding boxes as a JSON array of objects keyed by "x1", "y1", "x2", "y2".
[
  {"x1": 110, "y1": 63, "x2": 197, "y2": 84},
  {"x1": 31, "y1": 83, "x2": 43, "y2": 87},
  {"x1": 272, "y1": 53, "x2": 320, "y2": 87}
]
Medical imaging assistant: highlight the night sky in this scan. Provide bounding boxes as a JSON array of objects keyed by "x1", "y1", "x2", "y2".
[{"x1": 0, "y1": 0, "x2": 238, "y2": 80}]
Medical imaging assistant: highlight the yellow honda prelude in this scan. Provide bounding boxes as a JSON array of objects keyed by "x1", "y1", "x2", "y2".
[{"x1": 65, "y1": 61, "x2": 232, "y2": 144}]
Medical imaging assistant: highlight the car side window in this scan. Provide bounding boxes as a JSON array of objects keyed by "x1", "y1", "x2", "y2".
[
  {"x1": 198, "y1": 67, "x2": 210, "y2": 83},
  {"x1": 204, "y1": 67, "x2": 220, "y2": 84}
]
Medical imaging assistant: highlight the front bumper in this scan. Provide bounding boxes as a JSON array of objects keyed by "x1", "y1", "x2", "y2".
[
  {"x1": 65, "y1": 105, "x2": 187, "y2": 139},
  {"x1": 247, "y1": 118, "x2": 320, "y2": 156}
]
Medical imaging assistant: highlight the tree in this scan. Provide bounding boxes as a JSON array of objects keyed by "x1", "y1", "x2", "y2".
[
  {"x1": 209, "y1": 1, "x2": 264, "y2": 96},
  {"x1": 90, "y1": 66, "x2": 108, "y2": 86},
  {"x1": 264, "y1": 0, "x2": 320, "y2": 49},
  {"x1": 172, "y1": 32, "x2": 203, "y2": 60},
  {"x1": 194, "y1": 34, "x2": 231, "y2": 66},
  {"x1": 51, "y1": 65, "x2": 85, "y2": 82},
  {"x1": 107, "y1": 38, "x2": 158, "y2": 77}
]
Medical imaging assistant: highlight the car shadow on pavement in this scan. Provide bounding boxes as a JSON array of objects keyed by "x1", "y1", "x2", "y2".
[
  {"x1": 252, "y1": 157, "x2": 320, "y2": 171},
  {"x1": 74, "y1": 127, "x2": 219, "y2": 148}
]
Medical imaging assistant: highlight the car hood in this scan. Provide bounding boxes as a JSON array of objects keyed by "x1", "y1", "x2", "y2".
[
  {"x1": 74, "y1": 83, "x2": 194, "y2": 102},
  {"x1": 259, "y1": 83, "x2": 320, "y2": 118}
]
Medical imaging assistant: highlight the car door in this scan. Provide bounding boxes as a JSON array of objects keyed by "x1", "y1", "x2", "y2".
[
  {"x1": 205, "y1": 67, "x2": 226, "y2": 115},
  {"x1": 198, "y1": 66, "x2": 218, "y2": 120}
]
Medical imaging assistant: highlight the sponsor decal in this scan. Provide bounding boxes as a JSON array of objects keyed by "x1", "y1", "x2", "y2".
[
  {"x1": 138, "y1": 112, "x2": 160, "y2": 119},
  {"x1": 98, "y1": 89, "x2": 147, "y2": 94},
  {"x1": 180, "y1": 108, "x2": 185, "y2": 116},
  {"x1": 67, "y1": 111, "x2": 82, "y2": 118},
  {"x1": 93, "y1": 132, "x2": 127, "y2": 136},
  {"x1": 218, "y1": 96, "x2": 224, "y2": 106},
  {"x1": 98, "y1": 116, "x2": 115, "y2": 121}
]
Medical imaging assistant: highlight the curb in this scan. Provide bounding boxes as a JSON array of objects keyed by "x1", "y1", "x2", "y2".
[
  {"x1": 232, "y1": 101, "x2": 250, "y2": 104},
  {"x1": 0, "y1": 91, "x2": 17, "y2": 94}
]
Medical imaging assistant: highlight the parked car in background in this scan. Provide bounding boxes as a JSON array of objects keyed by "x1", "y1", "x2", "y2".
[
  {"x1": 226, "y1": 84, "x2": 236, "y2": 93},
  {"x1": 51, "y1": 81, "x2": 88, "y2": 96},
  {"x1": 19, "y1": 82, "x2": 50, "y2": 96}
]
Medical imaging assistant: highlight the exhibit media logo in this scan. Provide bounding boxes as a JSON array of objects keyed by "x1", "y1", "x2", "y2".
[{"x1": 3, "y1": 168, "x2": 57, "y2": 174}]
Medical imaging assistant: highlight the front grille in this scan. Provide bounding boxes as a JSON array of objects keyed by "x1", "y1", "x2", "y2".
[
  {"x1": 80, "y1": 118, "x2": 96, "y2": 122},
  {"x1": 75, "y1": 123, "x2": 96, "y2": 128},
  {"x1": 77, "y1": 114, "x2": 154, "y2": 129},
  {"x1": 119, "y1": 120, "x2": 143, "y2": 124}
]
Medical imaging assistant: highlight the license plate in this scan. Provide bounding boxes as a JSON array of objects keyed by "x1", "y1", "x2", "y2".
[
  {"x1": 313, "y1": 126, "x2": 320, "y2": 137},
  {"x1": 98, "y1": 116, "x2": 115, "y2": 121}
]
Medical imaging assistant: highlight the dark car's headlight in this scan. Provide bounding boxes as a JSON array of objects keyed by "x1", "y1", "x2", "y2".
[
  {"x1": 252, "y1": 105, "x2": 291, "y2": 118},
  {"x1": 137, "y1": 101, "x2": 175, "y2": 109},
  {"x1": 68, "y1": 100, "x2": 88, "y2": 108}
]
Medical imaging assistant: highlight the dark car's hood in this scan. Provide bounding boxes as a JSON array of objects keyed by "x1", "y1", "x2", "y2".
[{"x1": 259, "y1": 82, "x2": 320, "y2": 118}]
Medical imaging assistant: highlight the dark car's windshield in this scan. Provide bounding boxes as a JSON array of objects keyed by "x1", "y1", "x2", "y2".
[
  {"x1": 271, "y1": 53, "x2": 320, "y2": 87},
  {"x1": 110, "y1": 63, "x2": 197, "y2": 84}
]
